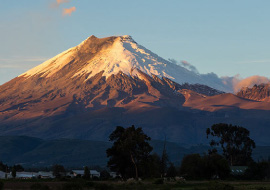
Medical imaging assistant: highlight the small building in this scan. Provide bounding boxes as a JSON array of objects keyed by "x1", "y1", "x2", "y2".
[
  {"x1": 90, "y1": 170, "x2": 100, "y2": 178},
  {"x1": 72, "y1": 169, "x2": 100, "y2": 178},
  {"x1": 110, "y1": 172, "x2": 121, "y2": 178},
  {"x1": 0, "y1": 171, "x2": 7, "y2": 179},
  {"x1": 38, "y1": 171, "x2": 54, "y2": 179},
  {"x1": 15, "y1": 172, "x2": 37, "y2": 179},
  {"x1": 230, "y1": 166, "x2": 248, "y2": 176},
  {"x1": 72, "y1": 170, "x2": 84, "y2": 177}
]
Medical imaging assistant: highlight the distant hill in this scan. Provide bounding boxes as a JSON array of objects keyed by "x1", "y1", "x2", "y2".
[{"x1": 0, "y1": 136, "x2": 268, "y2": 168}]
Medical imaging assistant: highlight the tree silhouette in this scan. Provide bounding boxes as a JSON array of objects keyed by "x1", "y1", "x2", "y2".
[
  {"x1": 107, "y1": 125, "x2": 153, "y2": 180},
  {"x1": 206, "y1": 123, "x2": 256, "y2": 166}
]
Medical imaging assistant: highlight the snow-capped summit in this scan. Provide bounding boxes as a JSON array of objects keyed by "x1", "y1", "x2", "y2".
[{"x1": 20, "y1": 35, "x2": 228, "y2": 91}]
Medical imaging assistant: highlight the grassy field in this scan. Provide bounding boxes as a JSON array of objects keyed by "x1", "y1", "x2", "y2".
[{"x1": 2, "y1": 179, "x2": 270, "y2": 190}]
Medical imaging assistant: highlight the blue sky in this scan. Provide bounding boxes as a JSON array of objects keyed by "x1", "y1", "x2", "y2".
[{"x1": 1, "y1": 0, "x2": 270, "y2": 85}]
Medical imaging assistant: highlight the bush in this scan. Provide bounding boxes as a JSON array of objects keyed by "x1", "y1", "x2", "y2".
[
  {"x1": 153, "y1": 178, "x2": 164, "y2": 185},
  {"x1": 208, "y1": 182, "x2": 234, "y2": 190},
  {"x1": 61, "y1": 183, "x2": 83, "y2": 190},
  {"x1": 257, "y1": 187, "x2": 266, "y2": 190},
  {"x1": 0, "y1": 181, "x2": 4, "y2": 190},
  {"x1": 84, "y1": 181, "x2": 94, "y2": 187},
  {"x1": 94, "y1": 183, "x2": 112, "y2": 190},
  {"x1": 30, "y1": 183, "x2": 49, "y2": 190}
]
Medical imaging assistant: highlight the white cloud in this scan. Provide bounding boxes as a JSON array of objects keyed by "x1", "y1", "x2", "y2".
[{"x1": 0, "y1": 57, "x2": 48, "y2": 68}]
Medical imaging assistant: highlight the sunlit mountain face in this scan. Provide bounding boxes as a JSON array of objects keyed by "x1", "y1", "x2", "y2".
[{"x1": 1, "y1": 36, "x2": 270, "y2": 145}]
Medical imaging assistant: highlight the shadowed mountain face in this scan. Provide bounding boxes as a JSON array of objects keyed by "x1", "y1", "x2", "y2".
[
  {"x1": 237, "y1": 84, "x2": 270, "y2": 102},
  {"x1": 0, "y1": 36, "x2": 270, "y2": 145}
]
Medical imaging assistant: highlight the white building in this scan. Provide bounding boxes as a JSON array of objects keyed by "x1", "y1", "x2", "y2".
[
  {"x1": 0, "y1": 171, "x2": 7, "y2": 179},
  {"x1": 15, "y1": 172, "x2": 38, "y2": 179},
  {"x1": 38, "y1": 171, "x2": 54, "y2": 179},
  {"x1": 72, "y1": 170, "x2": 100, "y2": 178},
  {"x1": 90, "y1": 170, "x2": 100, "y2": 178},
  {"x1": 72, "y1": 170, "x2": 84, "y2": 177}
]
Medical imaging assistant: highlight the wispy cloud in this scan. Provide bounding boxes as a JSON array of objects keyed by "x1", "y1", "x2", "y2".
[
  {"x1": 169, "y1": 58, "x2": 199, "y2": 74},
  {"x1": 236, "y1": 60, "x2": 270, "y2": 64},
  {"x1": 51, "y1": 0, "x2": 70, "y2": 8},
  {"x1": 57, "y1": 0, "x2": 70, "y2": 4},
  {"x1": 63, "y1": 7, "x2": 76, "y2": 16},
  {"x1": 0, "y1": 57, "x2": 48, "y2": 62},
  {"x1": 0, "y1": 57, "x2": 48, "y2": 69},
  {"x1": 50, "y1": 0, "x2": 76, "y2": 17}
]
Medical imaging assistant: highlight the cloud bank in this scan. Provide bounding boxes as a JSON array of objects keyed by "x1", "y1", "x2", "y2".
[
  {"x1": 231, "y1": 75, "x2": 270, "y2": 93},
  {"x1": 169, "y1": 58, "x2": 270, "y2": 93}
]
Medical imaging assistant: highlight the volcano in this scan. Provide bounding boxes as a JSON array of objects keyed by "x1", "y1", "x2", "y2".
[{"x1": 1, "y1": 35, "x2": 270, "y2": 145}]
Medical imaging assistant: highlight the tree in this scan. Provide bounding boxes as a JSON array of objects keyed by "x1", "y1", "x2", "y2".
[
  {"x1": 106, "y1": 125, "x2": 153, "y2": 180},
  {"x1": 202, "y1": 153, "x2": 230, "y2": 179},
  {"x1": 52, "y1": 164, "x2": 66, "y2": 178},
  {"x1": 84, "y1": 166, "x2": 90, "y2": 179},
  {"x1": 100, "y1": 170, "x2": 110, "y2": 180},
  {"x1": 160, "y1": 139, "x2": 169, "y2": 178},
  {"x1": 179, "y1": 153, "x2": 230, "y2": 180},
  {"x1": 206, "y1": 123, "x2": 256, "y2": 166},
  {"x1": 11, "y1": 167, "x2": 16, "y2": 178},
  {"x1": 166, "y1": 162, "x2": 177, "y2": 178},
  {"x1": 13, "y1": 165, "x2": 24, "y2": 172},
  {"x1": 180, "y1": 154, "x2": 204, "y2": 179},
  {"x1": 146, "y1": 153, "x2": 162, "y2": 178},
  {"x1": 0, "y1": 162, "x2": 8, "y2": 173},
  {"x1": 245, "y1": 161, "x2": 270, "y2": 180}
]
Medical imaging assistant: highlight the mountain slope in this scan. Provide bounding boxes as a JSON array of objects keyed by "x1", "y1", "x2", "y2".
[{"x1": 1, "y1": 35, "x2": 270, "y2": 145}]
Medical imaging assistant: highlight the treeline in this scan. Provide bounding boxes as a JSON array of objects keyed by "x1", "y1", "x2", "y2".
[
  {"x1": 1, "y1": 123, "x2": 270, "y2": 181},
  {"x1": 106, "y1": 124, "x2": 270, "y2": 181}
]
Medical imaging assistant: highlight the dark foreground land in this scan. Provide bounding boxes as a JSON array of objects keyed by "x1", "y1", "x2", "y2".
[{"x1": 2, "y1": 179, "x2": 270, "y2": 190}]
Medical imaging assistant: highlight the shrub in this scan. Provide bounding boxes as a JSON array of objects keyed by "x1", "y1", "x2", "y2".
[
  {"x1": 0, "y1": 181, "x2": 4, "y2": 190},
  {"x1": 94, "y1": 183, "x2": 112, "y2": 190},
  {"x1": 153, "y1": 178, "x2": 164, "y2": 185},
  {"x1": 30, "y1": 183, "x2": 49, "y2": 190},
  {"x1": 208, "y1": 182, "x2": 234, "y2": 190},
  {"x1": 84, "y1": 181, "x2": 94, "y2": 187},
  {"x1": 61, "y1": 183, "x2": 83, "y2": 190},
  {"x1": 257, "y1": 187, "x2": 266, "y2": 190}
]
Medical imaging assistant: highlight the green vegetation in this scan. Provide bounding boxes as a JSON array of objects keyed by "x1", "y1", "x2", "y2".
[
  {"x1": 0, "y1": 124, "x2": 269, "y2": 190},
  {"x1": 206, "y1": 123, "x2": 256, "y2": 166},
  {"x1": 30, "y1": 183, "x2": 49, "y2": 190},
  {"x1": 2, "y1": 180, "x2": 270, "y2": 190},
  {"x1": 107, "y1": 125, "x2": 153, "y2": 180}
]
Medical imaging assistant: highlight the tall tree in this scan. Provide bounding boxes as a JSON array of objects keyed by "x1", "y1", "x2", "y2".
[
  {"x1": 11, "y1": 167, "x2": 16, "y2": 178},
  {"x1": 166, "y1": 162, "x2": 177, "y2": 178},
  {"x1": 160, "y1": 138, "x2": 168, "y2": 177},
  {"x1": 52, "y1": 164, "x2": 66, "y2": 178},
  {"x1": 107, "y1": 125, "x2": 153, "y2": 180},
  {"x1": 84, "y1": 166, "x2": 90, "y2": 179},
  {"x1": 206, "y1": 123, "x2": 256, "y2": 166}
]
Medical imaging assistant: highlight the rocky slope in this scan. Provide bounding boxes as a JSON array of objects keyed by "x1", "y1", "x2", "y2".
[{"x1": 237, "y1": 84, "x2": 270, "y2": 101}]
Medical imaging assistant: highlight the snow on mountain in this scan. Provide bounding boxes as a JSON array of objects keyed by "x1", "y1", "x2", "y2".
[{"x1": 20, "y1": 35, "x2": 229, "y2": 92}]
